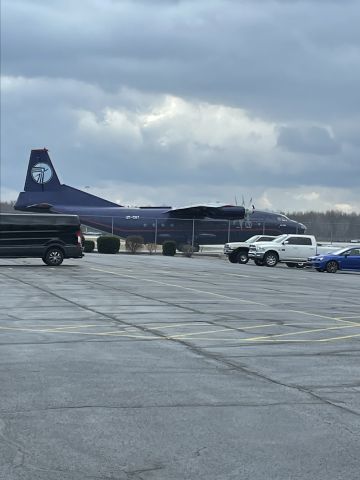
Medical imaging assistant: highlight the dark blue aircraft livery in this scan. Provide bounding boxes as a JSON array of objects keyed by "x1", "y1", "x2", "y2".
[{"x1": 15, "y1": 149, "x2": 306, "y2": 247}]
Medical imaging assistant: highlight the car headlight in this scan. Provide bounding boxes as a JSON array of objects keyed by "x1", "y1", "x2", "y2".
[
  {"x1": 257, "y1": 246, "x2": 265, "y2": 252},
  {"x1": 316, "y1": 257, "x2": 324, "y2": 261}
]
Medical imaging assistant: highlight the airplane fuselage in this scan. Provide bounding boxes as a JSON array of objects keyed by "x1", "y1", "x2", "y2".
[
  {"x1": 53, "y1": 205, "x2": 305, "y2": 246},
  {"x1": 14, "y1": 149, "x2": 306, "y2": 247}
]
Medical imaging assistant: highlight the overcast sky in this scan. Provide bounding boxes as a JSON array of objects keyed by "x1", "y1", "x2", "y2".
[{"x1": 1, "y1": 0, "x2": 360, "y2": 212}]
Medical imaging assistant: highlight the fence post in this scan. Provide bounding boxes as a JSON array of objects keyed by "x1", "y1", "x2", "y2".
[
  {"x1": 227, "y1": 220, "x2": 231, "y2": 243},
  {"x1": 111, "y1": 217, "x2": 114, "y2": 235},
  {"x1": 191, "y1": 219, "x2": 195, "y2": 248},
  {"x1": 154, "y1": 219, "x2": 158, "y2": 252}
]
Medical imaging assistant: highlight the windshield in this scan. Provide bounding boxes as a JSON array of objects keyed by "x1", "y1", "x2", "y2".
[
  {"x1": 245, "y1": 235, "x2": 260, "y2": 243},
  {"x1": 331, "y1": 247, "x2": 353, "y2": 256},
  {"x1": 272, "y1": 234, "x2": 288, "y2": 243}
]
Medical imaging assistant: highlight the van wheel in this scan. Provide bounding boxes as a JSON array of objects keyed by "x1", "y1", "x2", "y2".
[
  {"x1": 264, "y1": 251, "x2": 278, "y2": 267},
  {"x1": 43, "y1": 247, "x2": 64, "y2": 266},
  {"x1": 326, "y1": 260, "x2": 338, "y2": 273}
]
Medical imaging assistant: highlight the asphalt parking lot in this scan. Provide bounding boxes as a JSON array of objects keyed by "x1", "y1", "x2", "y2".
[{"x1": 1, "y1": 253, "x2": 359, "y2": 480}]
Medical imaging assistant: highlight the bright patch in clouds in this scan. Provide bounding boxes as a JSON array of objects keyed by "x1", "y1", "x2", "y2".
[
  {"x1": 75, "y1": 95, "x2": 276, "y2": 168},
  {"x1": 294, "y1": 192, "x2": 320, "y2": 201}
]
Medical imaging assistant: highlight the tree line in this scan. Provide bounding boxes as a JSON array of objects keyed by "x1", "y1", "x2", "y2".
[{"x1": 286, "y1": 211, "x2": 360, "y2": 242}]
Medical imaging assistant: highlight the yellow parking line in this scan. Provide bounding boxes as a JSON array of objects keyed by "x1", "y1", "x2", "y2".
[
  {"x1": 319, "y1": 333, "x2": 360, "y2": 342},
  {"x1": 0, "y1": 323, "x2": 97, "y2": 328},
  {"x1": 169, "y1": 328, "x2": 240, "y2": 338},
  {"x1": 167, "y1": 323, "x2": 276, "y2": 339},
  {"x1": 143, "y1": 322, "x2": 210, "y2": 330},
  {"x1": 288, "y1": 310, "x2": 360, "y2": 326},
  {"x1": 45, "y1": 324, "x2": 106, "y2": 331},
  {"x1": 0, "y1": 326, "x2": 131, "y2": 335},
  {"x1": 0, "y1": 324, "x2": 359, "y2": 344},
  {"x1": 0, "y1": 325, "x2": 160, "y2": 339},
  {"x1": 245, "y1": 324, "x2": 360, "y2": 342},
  {"x1": 0, "y1": 324, "x2": 103, "y2": 333},
  {"x1": 223, "y1": 273, "x2": 250, "y2": 278}
]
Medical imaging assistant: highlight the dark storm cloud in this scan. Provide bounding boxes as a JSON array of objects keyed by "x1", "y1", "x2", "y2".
[
  {"x1": 1, "y1": 0, "x2": 360, "y2": 211},
  {"x1": 2, "y1": 0, "x2": 360, "y2": 120},
  {"x1": 277, "y1": 126, "x2": 340, "y2": 155}
]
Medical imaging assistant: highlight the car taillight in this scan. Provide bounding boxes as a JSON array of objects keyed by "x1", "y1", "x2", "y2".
[{"x1": 76, "y1": 230, "x2": 83, "y2": 245}]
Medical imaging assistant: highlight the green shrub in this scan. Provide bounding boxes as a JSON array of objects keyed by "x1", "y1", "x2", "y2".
[
  {"x1": 162, "y1": 240, "x2": 176, "y2": 256},
  {"x1": 83, "y1": 240, "x2": 95, "y2": 253},
  {"x1": 97, "y1": 236, "x2": 120, "y2": 254},
  {"x1": 125, "y1": 235, "x2": 144, "y2": 254}
]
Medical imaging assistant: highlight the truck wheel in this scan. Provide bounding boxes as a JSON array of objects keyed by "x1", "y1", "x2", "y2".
[
  {"x1": 254, "y1": 259, "x2": 264, "y2": 266},
  {"x1": 228, "y1": 251, "x2": 239, "y2": 263},
  {"x1": 286, "y1": 263, "x2": 296, "y2": 268},
  {"x1": 236, "y1": 251, "x2": 249, "y2": 264},
  {"x1": 326, "y1": 260, "x2": 338, "y2": 273},
  {"x1": 43, "y1": 247, "x2": 64, "y2": 266},
  {"x1": 229, "y1": 250, "x2": 249, "y2": 264},
  {"x1": 263, "y1": 251, "x2": 278, "y2": 267}
]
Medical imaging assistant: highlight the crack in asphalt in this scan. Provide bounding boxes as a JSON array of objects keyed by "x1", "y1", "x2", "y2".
[
  {"x1": 1, "y1": 269, "x2": 360, "y2": 422},
  {"x1": 0, "y1": 400, "x2": 323, "y2": 415},
  {"x1": 0, "y1": 418, "x2": 26, "y2": 469}
]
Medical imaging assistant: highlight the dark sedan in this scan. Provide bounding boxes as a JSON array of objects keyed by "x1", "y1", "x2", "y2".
[{"x1": 308, "y1": 246, "x2": 360, "y2": 273}]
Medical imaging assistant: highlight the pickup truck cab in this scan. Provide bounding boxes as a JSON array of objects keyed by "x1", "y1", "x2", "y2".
[
  {"x1": 248, "y1": 234, "x2": 341, "y2": 267},
  {"x1": 224, "y1": 235, "x2": 277, "y2": 264}
]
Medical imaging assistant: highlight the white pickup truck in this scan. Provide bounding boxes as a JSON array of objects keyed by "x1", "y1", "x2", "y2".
[
  {"x1": 224, "y1": 235, "x2": 277, "y2": 264},
  {"x1": 248, "y1": 234, "x2": 341, "y2": 267}
]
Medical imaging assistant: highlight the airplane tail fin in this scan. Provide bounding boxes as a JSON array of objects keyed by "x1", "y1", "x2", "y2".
[
  {"x1": 24, "y1": 148, "x2": 61, "y2": 192},
  {"x1": 15, "y1": 148, "x2": 121, "y2": 211}
]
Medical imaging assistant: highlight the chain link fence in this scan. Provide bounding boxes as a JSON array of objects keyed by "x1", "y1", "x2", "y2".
[{"x1": 80, "y1": 216, "x2": 360, "y2": 245}]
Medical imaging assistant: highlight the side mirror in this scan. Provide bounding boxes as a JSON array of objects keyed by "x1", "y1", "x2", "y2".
[{"x1": 283, "y1": 240, "x2": 289, "y2": 245}]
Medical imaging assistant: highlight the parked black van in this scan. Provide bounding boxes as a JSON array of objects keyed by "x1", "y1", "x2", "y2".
[{"x1": 0, "y1": 213, "x2": 84, "y2": 265}]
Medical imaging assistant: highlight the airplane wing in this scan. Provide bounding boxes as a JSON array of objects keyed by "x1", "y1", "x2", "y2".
[
  {"x1": 165, "y1": 203, "x2": 244, "y2": 219},
  {"x1": 22, "y1": 203, "x2": 55, "y2": 211}
]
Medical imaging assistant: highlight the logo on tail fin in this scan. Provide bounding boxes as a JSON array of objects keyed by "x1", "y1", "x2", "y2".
[{"x1": 31, "y1": 163, "x2": 53, "y2": 184}]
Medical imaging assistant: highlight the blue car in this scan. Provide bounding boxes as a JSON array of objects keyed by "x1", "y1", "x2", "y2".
[{"x1": 308, "y1": 246, "x2": 360, "y2": 273}]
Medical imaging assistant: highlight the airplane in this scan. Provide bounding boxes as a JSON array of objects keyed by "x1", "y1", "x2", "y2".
[{"x1": 14, "y1": 149, "x2": 306, "y2": 248}]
